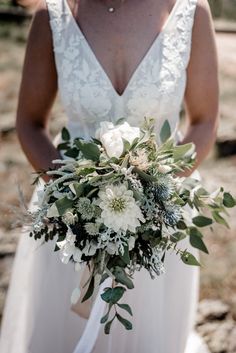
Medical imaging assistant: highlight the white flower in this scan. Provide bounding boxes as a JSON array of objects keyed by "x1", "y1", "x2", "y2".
[
  {"x1": 62, "y1": 210, "x2": 78, "y2": 225},
  {"x1": 98, "y1": 184, "x2": 145, "y2": 233},
  {"x1": 56, "y1": 228, "x2": 82, "y2": 264},
  {"x1": 106, "y1": 242, "x2": 119, "y2": 255},
  {"x1": 84, "y1": 222, "x2": 100, "y2": 236},
  {"x1": 83, "y1": 240, "x2": 97, "y2": 257},
  {"x1": 128, "y1": 236, "x2": 136, "y2": 250},
  {"x1": 95, "y1": 121, "x2": 140, "y2": 158}
]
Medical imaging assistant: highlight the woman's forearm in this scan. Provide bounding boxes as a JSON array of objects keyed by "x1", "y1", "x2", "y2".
[
  {"x1": 179, "y1": 118, "x2": 218, "y2": 176},
  {"x1": 16, "y1": 121, "x2": 61, "y2": 182}
]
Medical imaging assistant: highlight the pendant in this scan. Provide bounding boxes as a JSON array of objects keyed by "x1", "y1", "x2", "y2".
[{"x1": 108, "y1": 7, "x2": 115, "y2": 13}]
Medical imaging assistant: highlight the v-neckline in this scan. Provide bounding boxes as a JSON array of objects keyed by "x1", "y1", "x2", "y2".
[{"x1": 64, "y1": 0, "x2": 181, "y2": 98}]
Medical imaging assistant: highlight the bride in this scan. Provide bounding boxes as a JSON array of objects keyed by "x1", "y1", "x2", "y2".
[{"x1": 0, "y1": 0, "x2": 218, "y2": 352}]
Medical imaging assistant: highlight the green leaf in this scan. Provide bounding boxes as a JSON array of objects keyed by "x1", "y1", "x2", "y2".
[
  {"x1": 75, "y1": 140, "x2": 101, "y2": 161},
  {"x1": 160, "y1": 120, "x2": 171, "y2": 144},
  {"x1": 115, "y1": 117, "x2": 126, "y2": 125},
  {"x1": 189, "y1": 228, "x2": 209, "y2": 254},
  {"x1": 223, "y1": 192, "x2": 236, "y2": 208},
  {"x1": 119, "y1": 244, "x2": 130, "y2": 265},
  {"x1": 170, "y1": 232, "x2": 187, "y2": 243},
  {"x1": 70, "y1": 182, "x2": 85, "y2": 197},
  {"x1": 181, "y1": 252, "x2": 201, "y2": 266},
  {"x1": 81, "y1": 276, "x2": 95, "y2": 303},
  {"x1": 55, "y1": 197, "x2": 73, "y2": 216},
  {"x1": 101, "y1": 286, "x2": 126, "y2": 304},
  {"x1": 64, "y1": 148, "x2": 79, "y2": 158},
  {"x1": 134, "y1": 168, "x2": 157, "y2": 182},
  {"x1": 173, "y1": 143, "x2": 195, "y2": 160},
  {"x1": 113, "y1": 267, "x2": 134, "y2": 289},
  {"x1": 100, "y1": 311, "x2": 110, "y2": 324},
  {"x1": 212, "y1": 211, "x2": 229, "y2": 228},
  {"x1": 61, "y1": 127, "x2": 70, "y2": 141},
  {"x1": 104, "y1": 316, "x2": 115, "y2": 335},
  {"x1": 117, "y1": 303, "x2": 133, "y2": 316},
  {"x1": 116, "y1": 313, "x2": 133, "y2": 330},
  {"x1": 176, "y1": 220, "x2": 187, "y2": 230},
  {"x1": 122, "y1": 138, "x2": 131, "y2": 154},
  {"x1": 57, "y1": 142, "x2": 69, "y2": 151},
  {"x1": 192, "y1": 215, "x2": 213, "y2": 227}
]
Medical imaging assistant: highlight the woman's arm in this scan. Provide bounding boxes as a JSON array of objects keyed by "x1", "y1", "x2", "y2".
[
  {"x1": 16, "y1": 0, "x2": 60, "y2": 181},
  {"x1": 182, "y1": 0, "x2": 219, "y2": 175}
]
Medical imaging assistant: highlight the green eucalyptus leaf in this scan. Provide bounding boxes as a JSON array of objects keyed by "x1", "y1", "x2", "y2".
[
  {"x1": 192, "y1": 215, "x2": 213, "y2": 227},
  {"x1": 160, "y1": 120, "x2": 171, "y2": 143},
  {"x1": 181, "y1": 252, "x2": 201, "y2": 266},
  {"x1": 55, "y1": 197, "x2": 73, "y2": 216},
  {"x1": 189, "y1": 227, "x2": 208, "y2": 254},
  {"x1": 116, "y1": 313, "x2": 133, "y2": 330},
  {"x1": 119, "y1": 244, "x2": 130, "y2": 265},
  {"x1": 117, "y1": 303, "x2": 133, "y2": 316},
  {"x1": 104, "y1": 316, "x2": 115, "y2": 335},
  {"x1": 170, "y1": 232, "x2": 187, "y2": 243},
  {"x1": 81, "y1": 276, "x2": 95, "y2": 303},
  {"x1": 113, "y1": 267, "x2": 134, "y2": 289},
  {"x1": 61, "y1": 127, "x2": 70, "y2": 141},
  {"x1": 176, "y1": 220, "x2": 187, "y2": 230},
  {"x1": 212, "y1": 211, "x2": 229, "y2": 228},
  {"x1": 223, "y1": 192, "x2": 236, "y2": 208},
  {"x1": 100, "y1": 311, "x2": 109, "y2": 324},
  {"x1": 101, "y1": 286, "x2": 126, "y2": 304}
]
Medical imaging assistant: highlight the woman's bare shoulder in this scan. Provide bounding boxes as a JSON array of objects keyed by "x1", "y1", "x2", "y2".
[{"x1": 195, "y1": 0, "x2": 214, "y2": 28}]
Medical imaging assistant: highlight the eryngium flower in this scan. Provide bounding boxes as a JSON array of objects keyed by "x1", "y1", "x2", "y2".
[
  {"x1": 98, "y1": 184, "x2": 145, "y2": 233},
  {"x1": 76, "y1": 197, "x2": 95, "y2": 220},
  {"x1": 162, "y1": 204, "x2": 182, "y2": 226},
  {"x1": 150, "y1": 173, "x2": 175, "y2": 202}
]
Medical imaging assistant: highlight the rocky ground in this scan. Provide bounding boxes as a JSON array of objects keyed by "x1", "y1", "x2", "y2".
[{"x1": 0, "y1": 23, "x2": 236, "y2": 351}]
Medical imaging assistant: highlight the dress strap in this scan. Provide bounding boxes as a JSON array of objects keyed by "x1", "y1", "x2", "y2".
[{"x1": 45, "y1": 0, "x2": 69, "y2": 21}]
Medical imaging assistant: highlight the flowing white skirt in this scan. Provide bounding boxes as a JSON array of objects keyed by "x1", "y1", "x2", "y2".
[{"x1": 0, "y1": 177, "x2": 209, "y2": 353}]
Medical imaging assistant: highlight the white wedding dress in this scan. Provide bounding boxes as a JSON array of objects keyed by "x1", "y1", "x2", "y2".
[{"x1": 0, "y1": 0, "x2": 210, "y2": 352}]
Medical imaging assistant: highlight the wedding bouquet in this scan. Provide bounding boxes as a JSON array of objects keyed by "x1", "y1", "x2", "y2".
[{"x1": 28, "y1": 118, "x2": 235, "y2": 333}]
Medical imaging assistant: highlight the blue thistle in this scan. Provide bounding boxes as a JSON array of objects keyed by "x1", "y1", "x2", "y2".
[
  {"x1": 150, "y1": 174, "x2": 175, "y2": 202},
  {"x1": 162, "y1": 203, "x2": 182, "y2": 227}
]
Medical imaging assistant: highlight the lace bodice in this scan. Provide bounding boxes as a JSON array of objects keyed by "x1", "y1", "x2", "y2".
[{"x1": 45, "y1": 0, "x2": 197, "y2": 140}]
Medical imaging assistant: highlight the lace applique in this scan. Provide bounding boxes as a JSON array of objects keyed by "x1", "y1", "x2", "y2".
[{"x1": 45, "y1": 0, "x2": 197, "y2": 133}]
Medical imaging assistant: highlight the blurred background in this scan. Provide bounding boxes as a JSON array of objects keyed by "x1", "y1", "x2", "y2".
[{"x1": 0, "y1": 0, "x2": 235, "y2": 351}]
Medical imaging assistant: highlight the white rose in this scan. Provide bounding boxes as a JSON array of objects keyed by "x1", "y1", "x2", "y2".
[
  {"x1": 95, "y1": 121, "x2": 140, "y2": 158},
  {"x1": 116, "y1": 122, "x2": 140, "y2": 145}
]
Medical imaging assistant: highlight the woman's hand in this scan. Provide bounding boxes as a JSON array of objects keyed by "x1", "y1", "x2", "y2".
[
  {"x1": 16, "y1": 0, "x2": 61, "y2": 182},
  {"x1": 181, "y1": 0, "x2": 219, "y2": 177}
]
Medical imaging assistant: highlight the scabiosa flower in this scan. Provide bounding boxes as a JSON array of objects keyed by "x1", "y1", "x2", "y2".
[
  {"x1": 84, "y1": 222, "x2": 101, "y2": 236},
  {"x1": 98, "y1": 184, "x2": 145, "y2": 233},
  {"x1": 162, "y1": 203, "x2": 182, "y2": 227},
  {"x1": 76, "y1": 197, "x2": 95, "y2": 220},
  {"x1": 150, "y1": 173, "x2": 175, "y2": 202}
]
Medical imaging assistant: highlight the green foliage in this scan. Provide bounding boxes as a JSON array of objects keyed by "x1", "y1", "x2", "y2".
[{"x1": 160, "y1": 120, "x2": 171, "y2": 144}]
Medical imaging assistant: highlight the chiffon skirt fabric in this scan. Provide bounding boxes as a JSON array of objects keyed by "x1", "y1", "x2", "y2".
[{"x1": 0, "y1": 178, "x2": 209, "y2": 353}]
